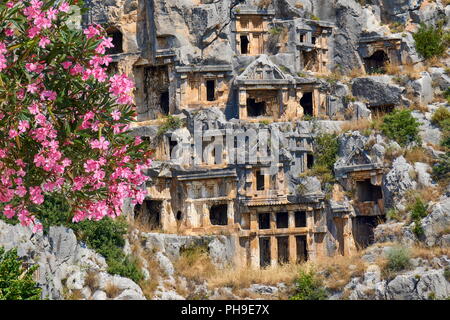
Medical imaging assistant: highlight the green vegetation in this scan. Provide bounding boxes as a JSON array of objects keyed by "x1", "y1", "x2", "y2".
[
  {"x1": 387, "y1": 208, "x2": 402, "y2": 222},
  {"x1": 381, "y1": 109, "x2": 421, "y2": 146},
  {"x1": 290, "y1": 270, "x2": 328, "y2": 300},
  {"x1": 156, "y1": 115, "x2": 184, "y2": 137},
  {"x1": 305, "y1": 132, "x2": 339, "y2": 185},
  {"x1": 413, "y1": 23, "x2": 449, "y2": 59},
  {"x1": 268, "y1": 26, "x2": 284, "y2": 36},
  {"x1": 445, "y1": 88, "x2": 450, "y2": 104},
  {"x1": 430, "y1": 107, "x2": 450, "y2": 183},
  {"x1": 444, "y1": 267, "x2": 450, "y2": 282},
  {"x1": 35, "y1": 195, "x2": 143, "y2": 283},
  {"x1": 0, "y1": 247, "x2": 42, "y2": 300},
  {"x1": 431, "y1": 106, "x2": 450, "y2": 127},
  {"x1": 407, "y1": 197, "x2": 428, "y2": 237},
  {"x1": 409, "y1": 197, "x2": 428, "y2": 221},
  {"x1": 385, "y1": 246, "x2": 411, "y2": 272},
  {"x1": 432, "y1": 153, "x2": 450, "y2": 182},
  {"x1": 313, "y1": 133, "x2": 339, "y2": 171}
]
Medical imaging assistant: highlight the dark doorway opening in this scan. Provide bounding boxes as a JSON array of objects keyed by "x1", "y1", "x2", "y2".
[
  {"x1": 210, "y1": 204, "x2": 228, "y2": 225},
  {"x1": 256, "y1": 169, "x2": 265, "y2": 191},
  {"x1": 258, "y1": 213, "x2": 271, "y2": 229},
  {"x1": 277, "y1": 237, "x2": 289, "y2": 264},
  {"x1": 106, "y1": 29, "x2": 123, "y2": 55},
  {"x1": 295, "y1": 211, "x2": 307, "y2": 228},
  {"x1": 307, "y1": 153, "x2": 314, "y2": 169},
  {"x1": 364, "y1": 50, "x2": 389, "y2": 74},
  {"x1": 247, "y1": 98, "x2": 266, "y2": 117},
  {"x1": 259, "y1": 237, "x2": 271, "y2": 267},
  {"x1": 241, "y1": 35, "x2": 249, "y2": 54},
  {"x1": 160, "y1": 91, "x2": 169, "y2": 115},
  {"x1": 134, "y1": 200, "x2": 162, "y2": 230},
  {"x1": 206, "y1": 80, "x2": 216, "y2": 101},
  {"x1": 169, "y1": 139, "x2": 178, "y2": 158},
  {"x1": 276, "y1": 212, "x2": 288, "y2": 229},
  {"x1": 311, "y1": 36, "x2": 317, "y2": 45},
  {"x1": 352, "y1": 216, "x2": 384, "y2": 249},
  {"x1": 300, "y1": 34, "x2": 305, "y2": 43},
  {"x1": 176, "y1": 211, "x2": 182, "y2": 221},
  {"x1": 296, "y1": 235, "x2": 308, "y2": 262},
  {"x1": 106, "y1": 62, "x2": 119, "y2": 75},
  {"x1": 300, "y1": 92, "x2": 313, "y2": 116},
  {"x1": 356, "y1": 179, "x2": 383, "y2": 202}
]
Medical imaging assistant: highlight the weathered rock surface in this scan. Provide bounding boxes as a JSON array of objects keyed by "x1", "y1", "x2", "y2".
[
  {"x1": 382, "y1": 156, "x2": 417, "y2": 210},
  {"x1": 351, "y1": 76, "x2": 405, "y2": 107},
  {"x1": 0, "y1": 220, "x2": 145, "y2": 300}
]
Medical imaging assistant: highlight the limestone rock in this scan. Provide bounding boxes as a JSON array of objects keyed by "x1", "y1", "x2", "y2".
[
  {"x1": 421, "y1": 197, "x2": 450, "y2": 247},
  {"x1": 382, "y1": 156, "x2": 417, "y2": 209},
  {"x1": 249, "y1": 284, "x2": 279, "y2": 295},
  {"x1": 155, "y1": 252, "x2": 175, "y2": 277},
  {"x1": 414, "y1": 162, "x2": 433, "y2": 187},
  {"x1": 351, "y1": 76, "x2": 405, "y2": 108},
  {"x1": 92, "y1": 290, "x2": 108, "y2": 300},
  {"x1": 410, "y1": 72, "x2": 433, "y2": 105}
]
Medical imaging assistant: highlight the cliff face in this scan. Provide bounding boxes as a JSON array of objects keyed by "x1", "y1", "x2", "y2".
[{"x1": 1, "y1": 0, "x2": 449, "y2": 300}]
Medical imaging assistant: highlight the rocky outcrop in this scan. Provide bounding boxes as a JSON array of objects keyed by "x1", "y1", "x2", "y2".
[
  {"x1": 382, "y1": 156, "x2": 417, "y2": 210},
  {"x1": 351, "y1": 76, "x2": 406, "y2": 107},
  {"x1": 343, "y1": 255, "x2": 450, "y2": 300},
  {"x1": 0, "y1": 221, "x2": 145, "y2": 300}
]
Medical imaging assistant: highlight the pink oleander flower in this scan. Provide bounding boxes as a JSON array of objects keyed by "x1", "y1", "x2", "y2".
[
  {"x1": 84, "y1": 25, "x2": 100, "y2": 39},
  {"x1": 59, "y1": 2, "x2": 70, "y2": 13},
  {"x1": 39, "y1": 36, "x2": 51, "y2": 48},
  {"x1": 5, "y1": 28, "x2": 14, "y2": 36},
  {"x1": 111, "y1": 110, "x2": 121, "y2": 120},
  {"x1": 90, "y1": 136, "x2": 110, "y2": 151},
  {"x1": 0, "y1": 2, "x2": 151, "y2": 232},
  {"x1": 61, "y1": 61, "x2": 72, "y2": 69}
]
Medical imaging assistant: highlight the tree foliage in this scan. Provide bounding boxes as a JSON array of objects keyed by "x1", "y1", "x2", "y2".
[
  {"x1": 0, "y1": 0, "x2": 152, "y2": 231},
  {"x1": 0, "y1": 247, "x2": 42, "y2": 300},
  {"x1": 290, "y1": 269, "x2": 328, "y2": 300},
  {"x1": 413, "y1": 23, "x2": 448, "y2": 59},
  {"x1": 381, "y1": 109, "x2": 421, "y2": 146}
]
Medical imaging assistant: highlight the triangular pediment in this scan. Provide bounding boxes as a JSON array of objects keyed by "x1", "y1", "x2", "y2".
[
  {"x1": 345, "y1": 147, "x2": 372, "y2": 166},
  {"x1": 236, "y1": 55, "x2": 292, "y2": 81}
]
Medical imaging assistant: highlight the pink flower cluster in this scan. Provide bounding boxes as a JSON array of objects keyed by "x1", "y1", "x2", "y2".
[{"x1": 0, "y1": 0, "x2": 151, "y2": 232}]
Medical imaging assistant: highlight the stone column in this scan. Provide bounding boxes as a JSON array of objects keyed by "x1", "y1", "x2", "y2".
[
  {"x1": 239, "y1": 90, "x2": 247, "y2": 119},
  {"x1": 202, "y1": 203, "x2": 210, "y2": 228},
  {"x1": 289, "y1": 235, "x2": 297, "y2": 263},
  {"x1": 250, "y1": 211, "x2": 258, "y2": 231},
  {"x1": 250, "y1": 236, "x2": 259, "y2": 268},
  {"x1": 227, "y1": 201, "x2": 235, "y2": 225},
  {"x1": 270, "y1": 211, "x2": 276, "y2": 230},
  {"x1": 288, "y1": 211, "x2": 295, "y2": 229},
  {"x1": 186, "y1": 202, "x2": 194, "y2": 228},
  {"x1": 270, "y1": 236, "x2": 278, "y2": 267}
]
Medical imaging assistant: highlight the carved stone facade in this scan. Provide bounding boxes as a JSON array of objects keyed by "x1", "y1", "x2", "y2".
[{"x1": 81, "y1": 1, "x2": 393, "y2": 268}]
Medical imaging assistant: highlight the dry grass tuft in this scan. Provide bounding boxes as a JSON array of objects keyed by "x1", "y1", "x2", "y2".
[
  {"x1": 310, "y1": 254, "x2": 366, "y2": 292},
  {"x1": 410, "y1": 246, "x2": 450, "y2": 261},
  {"x1": 174, "y1": 246, "x2": 218, "y2": 283},
  {"x1": 411, "y1": 103, "x2": 429, "y2": 113},
  {"x1": 66, "y1": 289, "x2": 84, "y2": 300},
  {"x1": 206, "y1": 263, "x2": 301, "y2": 290},
  {"x1": 385, "y1": 62, "x2": 400, "y2": 75},
  {"x1": 340, "y1": 118, "x2": 372, "y2": 133},
  {"x1": 105, "y1": 282, "x2": 120, "y2": 298},
  {"x1": 402, "y1": 63, "x2": 424, "y2": 80},
  {"x1": 129, "y1": 218, "x2": 165, "y2": 234},
  {"x1": 404, "y1": 147, "x2": 433, "y2": 164},
  {"x1": 84, "y1": 270, "x2": 99, "y2": 291}
]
